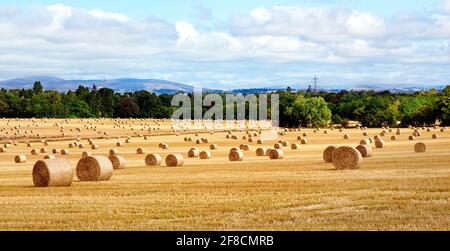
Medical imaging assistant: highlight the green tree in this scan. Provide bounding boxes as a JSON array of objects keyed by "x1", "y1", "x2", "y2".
[
  {"x1": 289, "y1": 95, "x2": 332, "y2": 127},
  {"x1": 438, "y1": 85, "x2": 450, "y2": 125},
  {"x1": 33, "y1": 81, "x2": 43, "y2": 94}
]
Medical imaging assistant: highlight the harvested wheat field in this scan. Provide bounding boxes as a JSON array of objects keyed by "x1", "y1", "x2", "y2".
[{"x1": 0, "y1": 118, "x2": 449, "y2": 230}]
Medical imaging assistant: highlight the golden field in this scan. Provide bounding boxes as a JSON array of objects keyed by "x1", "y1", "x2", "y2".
[{"x1": 0, "y1": 118, "x2": 449, "y2": 230}]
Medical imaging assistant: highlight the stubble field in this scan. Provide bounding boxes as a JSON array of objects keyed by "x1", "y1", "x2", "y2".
[{"x1": 0, "y1": 118, "x2": 449, "y2": 230}]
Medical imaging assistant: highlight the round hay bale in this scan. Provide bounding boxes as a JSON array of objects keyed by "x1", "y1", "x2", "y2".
[
  {"x1": 0, "y1": 147, "x2": 6, "y2": 153},
  {"x1": 61, "y1": 149, "x2": 69, "y2": 155},
  {"x1": 44, "y1": 155, "x2": 56, "y2": 159},
  {"x1": 343, "y1": 134, "x2": 350, "y2": 139},
  {"x1": 323, "y1": 145, "x2": 337, "y2": 163},
  {"x1": 160, "y1": 143, "x2": 169, "y2": 149},
  {"x1": 414, "y1": 142, "x2": 426, "y2": 153},
  {"x1": 108, "y1": 155, "x2": 126, "y2": 169},
  {"x1": 229, "y1": 149, "x2": 244, "y2": 161},
  {"x1": 432, "y1": 134, "x2": 438, "y2": 139},
  {"x1": 91, "y1": 144, "x2": 99, "y2": 150},
  {"x1": 27, "y1": 142, "x2": 33, "y2": 147},
  {"x1": 297, "y1": 136, "x2": 303, "y2": 140},
  {"x1": 274, "y1": 143, "x2": 283, "y2": 149},
  {"x1": 15, "y1": 155, "x2": 27, "y2": 163},
  {"x1": 301, "y1": 139, "x2": 308, "y2": 144},
  {"x1": 165, "y1": 154, "x2": 184, "y2": 167},
  {"x1": 257, "y1": 139, "x2": 263, "y2": 144},
  {"x1": 359, "y1": 139, "x2": 370, "y2": 145},
  {"x1": 116, "y1": 142, "x2": 123, "y2": 147},
  {"x1": 31, "y1": 149, "x2": 38, "y2": 155},
  {"x1": 32, "y1": 158, "x2": 72, "y2": 187},
  {"x1": 209, "y1": 144, "x2": 218, "y2": 150},
  {"x1": 76, "y1": 155, "x2": 113, "y2": 181},
  {"x1": 373, "y1": 135, "x2": 380, "y2": 140},
  {"x1": 331, "y1": 146, "x2": 362, "y2": 170},
  {"x1": 281, "y1": 141, "x2": 289, "y2": 147},
  {"x1": 40, "y1": 148, "x2": 47, "y2": 154},
  {"x1": 109, "y1": 149, "x2": 118, "y2": 156},
  {"x1": 196, "y1": 139, "x2": 202, "y2": 144},
  {"x1": 291, "y1": 143, "x2": 300, "y2": 150},
  {"x1": 268, "y1": 149, "x2": 284, "y2": 159},
  {"x1": 145, "y1": 154, "x2": 162, "y2": 166},
  {"x1": 363, "y1": 132, "x2": 368, "y2": 136},
  {"x1": 81, "y1": 151, "x2": 91, "y2": 158},
  {"x1": 440, "y1": 128, "x2": 445, "y2": 132},
  {"x1": 199, "y1": 150, "x2": 212, "y2": 159},
  {"x1": 69, "y1": 143, "x2": 75, "y2": 148},
  {"x1": 136, "y1": 147, "x2": 146, "y2": 154},
  {"x1": 391, "y1": 136, "x2": 397, "y2": 140},
  {"x1": 408, "y1": 135, "x2": 415, "y2": 140},
  {"x1": 188, "y1": 148, "x2": 199, "y2": 157},
  {"x1": 256, "y1": 147, "x2": 266, "y2": 156},
  {"x1": 52, "y1": 148, "x2": 60, "y2": 154},
  {"x1": 356, "y1": 145, "x2": 372, "y2": 158},
  {"x1": 240, "y1": 144, "x2": 251, "y2": 151},
  {"x1": 375, "y1": 139, "x2": 385, "y2": 149},
  {"x1": 302, "y1": 133, "x2": 308, "y2": 137}
]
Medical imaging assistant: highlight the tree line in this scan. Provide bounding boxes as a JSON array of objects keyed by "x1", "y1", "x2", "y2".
[{"x1": 0, "y1": 81, "x2": 449, "y2": 127}]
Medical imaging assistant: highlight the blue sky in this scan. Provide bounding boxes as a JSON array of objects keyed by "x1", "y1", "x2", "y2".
[{"x1": 0, "y1": 0, "x2": 449, "y2": 89}]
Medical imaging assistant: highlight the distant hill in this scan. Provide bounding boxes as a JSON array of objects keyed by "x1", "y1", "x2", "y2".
[{"x1": 0, "y1": 76, "x2": 196, "y2": 94}]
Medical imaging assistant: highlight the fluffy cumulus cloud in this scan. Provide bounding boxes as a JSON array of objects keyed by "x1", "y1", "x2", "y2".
[{"x1": 0, "y1": 2, "x2": 449, "y2": 89}]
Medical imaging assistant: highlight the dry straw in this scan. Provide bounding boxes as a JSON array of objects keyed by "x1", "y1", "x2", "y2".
[
  {"x1": 81, "y1": 151, "x2": 91, "y2": 157},
  {"x1": 15, "y1": 155, "x2": 27, "y2": 163},
  {"x1": 332, "y1": 146, "x2": 362, "y2": 170},
  {"x1": 165, "y1": 154, "x2": 184, "y2": 167},
  {"x1": 76, "y1": 155, "x2": 113, "y2": 181},
  {"x1": 256, "y1": 147, "x2": 266, "y2": 156},
  {"x1": 199, "y1": 150, "x2": 212, "y2": 159},
  {"x1": 323, "y1": 145, "x2": 337, "y2": 163},
  {"x1": 375, "y1": 139, "x2": 385, "y2": 148},
  {"x1": 188, "y1": 148, "x2": 199, "y2": 157},
  {"x1": 32, "y1": 158, "x2": 72, "y2": 187},
  {"x1": 229, "y1": 149, "x2": 244, "y2": 161},
  {"x1": 356, "y1": 145, "x2": 372, "y2": 158},
  {"x1": 268, "y1": 149, "x2": 284, "y2": 159},
  {"x1": 108, "y1": 155, "x2": 126, "y2": 169},
  {"x1": 414, "y1": 142, "x2": 426, "y2": 153},
  {"x1": 145, "y1": 154, "x2": 162, "y2": 166}
]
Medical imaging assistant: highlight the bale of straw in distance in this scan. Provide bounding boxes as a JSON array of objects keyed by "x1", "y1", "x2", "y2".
[
  {"x1": 256, "y1": 147, "x2": 267, "y2": 156},
  {"x1": 374, "y1": 135, "x2": 380, "y2": 140},
  {"x1": 391, "y1": 135, "x2": 397, "y2": 140},
  {"x1": 108, "y1": 155, "x2": 126, "y2": 169},
  {"x1": 301, "y1": 139, "x2": 308, "y2": 144},
  {"x1": 323, "y1": 145, "x2": 337, "y2": 163},
  {"x1": 116, "y1": 142, "x2": 123, "y2": 147},
  {"x1": 414, "y1": 142, "x2": 426, "y2": 153},
  {"x1": 15, "y1": 155, "x2": 27, "y2": 163},
  {"x1": 32, "y1": 158, "x2": 72, "y2": 187},
  {"x1": 61, "y1": 149, "x2": 69, "y2": 155},
  {"x1": 229, "y1": 149, "x2": 244, "y2": 161},
  {"x1": 297, "y1": 136, "x2": 303, "y2": 140},
  {"x1": 331, "y1": 146, "x2": 362, "y2": 170},
  {"x1": 145, "y1": 154, "x2": 162, "y2": 166},
  {"x1": 274, "y1": 143, "x2": 282, "y2": 149},
  {"x1": 44, "y1": 155, "x2": 56, "y2": 159},
  {"x1": 269, "y1": 149, "x2": 284, "y2": 159},
  {"x1": 359, "y1": 139, "x2": 370, "y2": 145},
  {"x1": 199, "y1": 150, "x2": 212, "y2": 159},
  {"x1": 165, "y1": 154, "x2": 184, "y2": 167},
  {"x1": 81, "y1": 151, "x2": 91, "y2": 158},
  {"x1": 356, "y1": 144, "x2": 372, "y2": 158},
  {"x1": 209, "y1": 144, "x2": 218, "y2": 150},
  {"x1": 408, "y1": 135, "x2": 415, "y2": 140},
  {"x1": 291, "y1": 143, "x2": 300, "y2": 150},
  {"x1": 31, "y1": 149, "x2": 39, "y2": 155},
  {"x1": 0, "y1": 147, "x2": 6, "y2": 153},
  {"x1": 281, "y1": 141, "x2": 289, "y2": 147},
  {"x1": 343, "y1": 134, "x2": 350, "y2": 139},
  {"x1": 78, "y1": 143, "x2": 85, "y2": 149},
  {"x1": 257, "y1": 139, "x2": 263, "y2": 144},
  {"x1": 432, "y1": 134, "x2": 438, "y2": 139},
  {"x1": 76, "y1": 155, "x2": 113, "y2": 181},
  {"x1": 136, "y1": 147, "x2": 146, "y2": 154},
  {"x1": 375, "y1": 139, "x2": 385, "y2": 148},
  {"x1": 91, "y1": 144, "x2": 99, "y2": 150},
  {"x1": 160, "y1": 143, "x2": 169, "y2": 149},
  {"x1": 188, "y1": 148, "x2": 199, "y2": 157}
]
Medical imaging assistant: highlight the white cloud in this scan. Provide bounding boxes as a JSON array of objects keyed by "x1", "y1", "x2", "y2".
[
  {"x1": 88, "y1": 9, "x2": 129, "y2": 23},
  {"x1": 0, "y1": 3, "x2": 448, "y2": 88}
]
